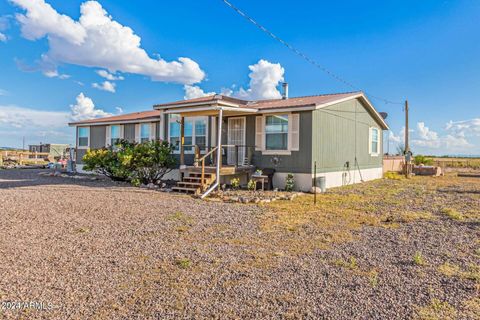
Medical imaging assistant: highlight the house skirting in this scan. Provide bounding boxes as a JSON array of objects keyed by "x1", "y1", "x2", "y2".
[
  {"x1": 76, "y1": 165, "x2": 383, "y2": 192},
  {"x1": 273, "y1": 167, "x2": 384, "y2": 192}
]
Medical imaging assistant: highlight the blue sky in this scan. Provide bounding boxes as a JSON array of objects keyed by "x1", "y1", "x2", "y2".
[{"x1": 0, "y1": 0, "x2": 479, "y2": 155}]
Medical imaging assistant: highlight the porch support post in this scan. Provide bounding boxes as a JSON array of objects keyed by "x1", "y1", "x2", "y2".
[
  {"x1": 180, "y1": 116, "x2": 185, "y2": 166},
  {"x1": 216, "y1": 109, "x2": 223, "y2": 189}
]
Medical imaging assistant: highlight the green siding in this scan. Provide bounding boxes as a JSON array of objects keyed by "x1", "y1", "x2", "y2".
[
  {"x1": 244, "y1": 112, "x2": 312, "y2": 173},
  {"x1": 311, "y1": 99, "x2": 383, "y2": 173},
  {"x1": 124, "y1": 124, "x2": 136, "y2": 142},
  {"x1": 76, "y1": 148, "x2": 87, "y2": 164},
  {"x1": 90, "y1": 125, "x2": 106, "y2": 149}
]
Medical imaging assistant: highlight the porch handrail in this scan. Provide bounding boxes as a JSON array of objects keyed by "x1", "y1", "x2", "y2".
[{"x1": 198, "y1": 146, "x2": 219, "y2": 192}]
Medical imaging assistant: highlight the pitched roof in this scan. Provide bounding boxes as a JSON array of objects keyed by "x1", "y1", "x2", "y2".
[
  {"x1": 154, "y1": 92, "x2": 361, "y2": 110},
  {"x1": 69, "y1": 110, "x2": 160, "y2": 126},
  {"x1": 247, "y1": 92, "x2": 361, "y2": 109}
]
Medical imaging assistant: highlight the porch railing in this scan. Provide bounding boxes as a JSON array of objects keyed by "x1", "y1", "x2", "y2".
[{"x1": 191, "y1": 145, "x2": 255, "y2": 192}]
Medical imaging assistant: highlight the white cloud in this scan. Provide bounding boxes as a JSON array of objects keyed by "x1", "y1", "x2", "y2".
[
  {"x1": 92, "y1": 80, "x2": 116, "y2": 93},
  {"x1": 412, "y1": 121, "x2": 473, "y2": 153},
  {"x1": 96, "y1": 69, "x2": 124, "y2": 81},
  {"x1": 183, "y1": 85, "x2": 215, "y2": 100},
  {"x1": 0, "y1": 105, "x2": 69, "y2": 129},
  {"x1": 235, "y1": 59, "x2": 284, "y2": 100},
  {"x1": 416, "y1": 122, "x2": 438, "y2": 141},
  {"x1": 0, "y1": 89, "x2": 8, "y2": 96},
  {"x1": 11, "y1": 0, "x2": 205, "y2": 84},
  {"x1": 15, "y1": 56, "x2": 70, "y2": 79},
  {"x1": 389, "y1": 131, "x2": 401, "y2": 144},
  {"x1": 182, "y1": 59, "x2": 284, "y2": 101},
  {"x1": 70, "y1": 92, "x2": 112, "y2": 121},
  {"x1": 446, "y1": 118, "x2": 480, "y2": 138},
  {"x1": 0, "y1": 15, "x2": 11, "y2": 42}
]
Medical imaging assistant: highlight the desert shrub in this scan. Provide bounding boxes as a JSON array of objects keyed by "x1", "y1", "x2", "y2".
[
  {"x1": 384, "y1": 172, "x2": 402, "y2": 180},
  {"x1": 230, "y1": 177, "x2": 240, "y2": 190},
  {"x1": 285, "y1": 173, "x2": 295, "y2": 192},
  {"x1": 131, "y1": 140, "x2": 176, "y2": 185},
  {"x1": 247, "y1": 179, "x2": 256, "y2": 191},
  {"x1": 414, "y1": 155, "x2": 433, "y2": 166},
  {"x1": 83, "y1": 139, "x2": 176, "y2": 184},
  {"x1": 413, "y1": 251, "x2": 426, "y2": 266},
  {"x1": 83, "y1": 140, "x2": 134, "y2": 181},
  {"x1": 441, "y1": 208, "x2": 464, "y2": 220}
]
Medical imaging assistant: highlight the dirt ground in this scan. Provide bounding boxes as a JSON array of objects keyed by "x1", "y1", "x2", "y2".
[{"x1": 0, "y1": 169, "x2": 479, "y2": 319}]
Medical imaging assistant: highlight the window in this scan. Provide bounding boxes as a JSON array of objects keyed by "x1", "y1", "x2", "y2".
[
  {"x1": 78, "y1": 127, "x2": 89, "y2": 148},
  {"x1": 265, "y1": 115, "x2": 288, "y2": 150},
  {"x1": 111, "y1": 125, "x2": 121, "y2": 146},
  {"x1": 370, "y1": 127, "x2": 380, "y2": 155},
  {"x1": 168, "y1": 115, "x2": 208, "y2": 153},
  {"x1": 169, "y1": 115, "x2": 181, "y2": 151},
  {"x1": 195, "y1": 118, "x2": 207, "y2": 151},
  {"x1": 140, "y1": 123, "x2": 150, "y2": 143}
]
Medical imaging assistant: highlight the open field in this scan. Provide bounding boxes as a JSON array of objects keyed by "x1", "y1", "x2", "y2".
[
  {"x1": 0, "y1": 169, "x2": 479, "y2": 319},
  {"x1": 430, "y1": 157, "x2": 480, "y2": 171}
]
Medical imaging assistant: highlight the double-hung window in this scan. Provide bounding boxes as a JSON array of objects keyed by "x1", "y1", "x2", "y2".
[
  {"x1": 194, "y1": 118, "x2": 207, "y2": 151},
  {"x1": 168, "y1": 115, "x2": 208, "y2": 153},
  {"x1": 169, "y1": 115, "x2": 181, "y2": 151},
  {"x1": 140, "y1": 123, "x2": 151, "y2": 143},
  {"x1": 111, "y1": 125, "x2": 121, "y2": 146},
  {"x1": 370, "y1": 127, "x2": 380, "y2": 155},
  {"x1": 265, "y1": 114, "x2": 289, "y2": 150},
  {"x1": 78, "y1": 127, "x2": 89, "y2": 148}
]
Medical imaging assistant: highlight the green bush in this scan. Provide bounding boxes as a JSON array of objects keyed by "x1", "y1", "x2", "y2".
[
  {"x1": 230, "y1": 177, "x2": 240, "y2": 190},
  {"x1": 247, "y1": 179, "x2": 256, "y2": 191},
  {"x1": 83, "y1": 139, "x2": 176, "y2": 185},
  {"x1": 285, "y1": 173, "x2": 295, "y2": 192},
  {"x1": 131, "y1": 140, "x2": 177, "y2": 185},
  {"x1": 414, "y1": 155, "x2": 433, "y2": 166}
]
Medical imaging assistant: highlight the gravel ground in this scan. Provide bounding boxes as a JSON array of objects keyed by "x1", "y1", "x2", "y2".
[{"x1": 0, "y1": 169, "x2": 478, "y2": 319}]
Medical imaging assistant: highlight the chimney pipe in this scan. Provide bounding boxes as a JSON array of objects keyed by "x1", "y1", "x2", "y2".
[{"x1": 282, "y1": 82, "x2": 288, "y2": 99}]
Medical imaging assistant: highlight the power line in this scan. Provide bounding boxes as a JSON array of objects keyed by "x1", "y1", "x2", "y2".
[{"x1": 222, "y1": 0, "x2": 404, "y2": 106}]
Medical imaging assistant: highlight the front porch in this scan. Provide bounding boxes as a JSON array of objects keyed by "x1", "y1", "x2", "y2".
[{"x1": 160, "y1": 100, "x2": 258, "y2": 197}]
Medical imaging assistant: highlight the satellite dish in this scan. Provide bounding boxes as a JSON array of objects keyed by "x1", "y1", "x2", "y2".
[{"x1": 379, "y1": 112, "x2": 388, "y2": 120}]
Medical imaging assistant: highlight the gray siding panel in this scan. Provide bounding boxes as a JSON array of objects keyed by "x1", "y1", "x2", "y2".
[
  {"x1": 155, "y1": 121, "x2": 160, "y2": 140},
  {"x1": 90, "y1": 125, "x2": 106, "y2": 149},
  {"x1": 124, "y1": 124, "x2": 136, "y2": 142},
  {"x1": 244, "y1": 112, "x2": 312, "y2": 174},
  {"x1": 311, "y1": 98, "x2": 383, "y2": 173},
  {"x1": 76, "y1": 149, "x2": 87, "y2": 164}
]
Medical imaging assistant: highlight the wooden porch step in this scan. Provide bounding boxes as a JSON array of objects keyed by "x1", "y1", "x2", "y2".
[
  {"x1": 182, "y1": 177, "x2": 214, "y2": 185},
  {"x1": 172, "y1": 186, "x2": 199, "y2": 194},
  {"x1": 176, "y1": 181, "x2": 203, "y2": 187}
]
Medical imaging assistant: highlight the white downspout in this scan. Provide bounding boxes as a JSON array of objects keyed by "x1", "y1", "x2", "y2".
[{"x1": 201, "y1": 108, "x2": 223, "y2": 199}]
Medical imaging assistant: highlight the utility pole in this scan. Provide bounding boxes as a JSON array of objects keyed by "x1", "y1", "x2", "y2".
[
  {"x1": 405, "y1": 100, "x2": 409, "y2": 155},
  {"x1": 404, "y1": 100, "x2": 411, "y2": 178},
  {"x1": 22, "y1": 136, "x2": 25, "y2": 151}
]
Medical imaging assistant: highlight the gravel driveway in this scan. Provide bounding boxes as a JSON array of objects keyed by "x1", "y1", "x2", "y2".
[{"x1": 0, "y1": 169, "x2": 478, "y2": 319}]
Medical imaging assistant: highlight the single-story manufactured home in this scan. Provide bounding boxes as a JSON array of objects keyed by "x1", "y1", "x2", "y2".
[{"x1": 69, "y1": 91, "x2": 388, "y2": 196}]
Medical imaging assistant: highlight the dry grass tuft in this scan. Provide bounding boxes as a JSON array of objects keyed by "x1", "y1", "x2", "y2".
[
  {"x1": 413, "y1": 251, "x2": 426, "y2": 266},
  {"x1": 415, "y1": 298, "x2": 457, "y2": 320},
  {"x1": 441, "y1": 208, "x2": 464, "y2": 220},
  {"x1": 175, "y1": 258, "x2": 192, "y2": 269}
]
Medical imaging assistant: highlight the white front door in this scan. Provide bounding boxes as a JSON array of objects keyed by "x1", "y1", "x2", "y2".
[{"x1": 227, "y1": 117, "x2": 246, "y2": 165}]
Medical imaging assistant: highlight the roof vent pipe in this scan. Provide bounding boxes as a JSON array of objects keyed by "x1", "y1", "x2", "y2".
[{"x1": 282, "y1": 82, "x2": 288, "y2": 99}]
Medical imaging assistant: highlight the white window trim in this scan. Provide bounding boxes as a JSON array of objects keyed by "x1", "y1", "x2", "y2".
[
  {"x1": 167, "y1": 115, "x2": 209, "y2": 154},
  {"x1": 77, "y1": 126, "x2": 90, "y2": 149},
  {"x1": 369, "y1": 127, "x2": 381, "y2": 156},
  {"x1": 260, "y1": 113, "x2": 293, "y2": 156}
]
